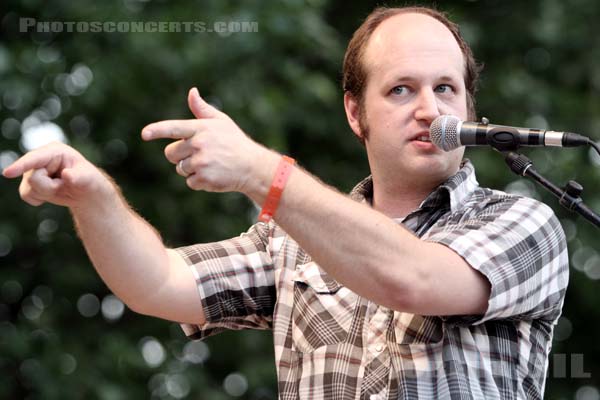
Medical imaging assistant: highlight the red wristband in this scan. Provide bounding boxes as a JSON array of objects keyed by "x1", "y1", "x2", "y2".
[{"x1": 258, "y1": 155, "x2": 295, "y2": 223}]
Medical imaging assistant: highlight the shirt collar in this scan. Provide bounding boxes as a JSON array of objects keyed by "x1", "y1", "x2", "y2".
[{"x1": 349, "y1": 159, "x2": 479, "y2": 214}]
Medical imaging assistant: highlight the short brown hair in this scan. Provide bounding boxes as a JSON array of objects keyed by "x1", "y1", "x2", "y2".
[{"x1": 342, "y1": 6, "x2": 482, "y2": 144}]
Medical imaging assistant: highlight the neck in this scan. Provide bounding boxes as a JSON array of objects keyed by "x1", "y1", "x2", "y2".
[
  {"x1": 369, "y1": 172, "x2": 448, "y2": 218},
  {"x1": 370, "y1": 182, "x2": 429, "y2": 218}
]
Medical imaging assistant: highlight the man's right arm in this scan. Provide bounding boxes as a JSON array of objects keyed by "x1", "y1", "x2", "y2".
[
  {"x1": 2, "y1": 142, "x2": 205, "y2": 325},
  {"x1": 70, "y1": 184, "x2": 205, "y2": 324}
]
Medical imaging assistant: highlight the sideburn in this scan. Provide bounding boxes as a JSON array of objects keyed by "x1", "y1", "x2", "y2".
[{"x1": 357, "y1": 98, "x2": 369, "y2": 146}]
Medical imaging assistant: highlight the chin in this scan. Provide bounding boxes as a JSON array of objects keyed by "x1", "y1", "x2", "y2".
[{"x1": 409, "y1": 157, "x2": 458, "y2": 181}]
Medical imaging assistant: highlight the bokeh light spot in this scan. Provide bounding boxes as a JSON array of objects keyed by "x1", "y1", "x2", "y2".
[
  {"x1": 140, "y1": 337, "x2": 166, "y2": 367},
  {"x1": 101, "y1": 294, "x2": 125, "y2": 321},
  {"x1": 183, "y1": 340, "x2": 210, "y2": 364},
  {"x1": 223, "y1": 372, "x2": 248, "y2": 397},
  {"x1": 77, "y1": 293, "x2": 100, "y2": 317}
]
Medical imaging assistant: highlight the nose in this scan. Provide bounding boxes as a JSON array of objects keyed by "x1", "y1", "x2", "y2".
[{"x1": 413, "y1": 88, "x2": 440, "y2": 123}]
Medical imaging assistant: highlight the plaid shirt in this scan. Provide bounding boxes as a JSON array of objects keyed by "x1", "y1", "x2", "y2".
[{"x1": 176, "y1": 160, "x2": 569, "y2": 399}]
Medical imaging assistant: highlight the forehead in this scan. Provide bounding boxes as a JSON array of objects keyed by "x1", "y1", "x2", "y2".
[{"x1": 363, "y1": 13, "x2": 465, "y2": 81}]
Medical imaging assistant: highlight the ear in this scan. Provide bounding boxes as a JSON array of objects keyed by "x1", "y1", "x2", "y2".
[{"x1": 343, "y1": 92, "x2": 365, "y2": 141}]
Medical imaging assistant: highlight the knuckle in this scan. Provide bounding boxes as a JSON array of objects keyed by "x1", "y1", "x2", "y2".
[
  {"x1": 186, "y1": 178, "x2": 201, "y2": 191},
  {"x1": 187, "y1": 156, "x2": 203, "y2": 170},
  {"x1": 164, "y1": 147, "x2": 176, "y2": 163},
  {"x1": 20, "y1": 188, "x2": 38, "y2": 204},
  {"x1": 29, "y1": 173, "x2": 41, "y2": 186},
  {"x1": 199, "y1": 160, "x2": 210, "y2": 169},
  {"x1": 187, "y1": 159, "x2": 198, "y2": 171},
  {"x1": 190, "y1": 135, "x2": 204, "y2": 149},
  {"x1": 196, "y1": 155, "x2": 211, "y2": 168},
  {"x1": 30, "y1": 178, "x2": 48, "y2": 193},
  {"x1": 25, "y1": 198, "x2": 43, "y2": 207},
  {"x1": 19, "y1": 182, "x2": 32, "y2": 197}
]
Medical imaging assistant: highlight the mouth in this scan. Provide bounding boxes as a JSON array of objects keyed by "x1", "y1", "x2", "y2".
[
  {"x1": 412, "y1": 135, "x2": 432, "y2": 143},
  {"x1": 409, "y1": 132, "x2": 438, "y2": 152},
  {"x1": 410, "y1": 132, "x2": 432, "y2": 143}
]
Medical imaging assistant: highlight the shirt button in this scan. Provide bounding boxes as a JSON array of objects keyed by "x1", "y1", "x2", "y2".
[{"x1": 375, "y1": 345, "x2": 384, "y2": 352}]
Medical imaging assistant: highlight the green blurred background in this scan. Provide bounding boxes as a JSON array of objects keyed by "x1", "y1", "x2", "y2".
[{"x1": 1, "y1": 0, "x2": 599, "y2": 398}]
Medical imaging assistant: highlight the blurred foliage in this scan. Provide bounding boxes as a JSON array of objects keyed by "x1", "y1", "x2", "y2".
[{"x1": 1, "y1": 0, "x2": 599, "y2": 399}]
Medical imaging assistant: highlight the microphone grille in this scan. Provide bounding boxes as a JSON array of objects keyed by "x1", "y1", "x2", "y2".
[{"x1": 430, "y1": 115, "x2": 461, "y2": 151}]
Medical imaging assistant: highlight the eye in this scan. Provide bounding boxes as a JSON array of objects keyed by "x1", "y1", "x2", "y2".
[
  {"x1": 391, "y1": 85, "x2": 407, "y2": 95},
  {"x1": 435, "y1": 84, "x2": 454, "y2": 94}
]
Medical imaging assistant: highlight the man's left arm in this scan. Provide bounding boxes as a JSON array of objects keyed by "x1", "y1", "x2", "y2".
[
  {"x1": 249, "y1": 160, "x2": 568, "y2": 322},
  {"x1": 244, "y1": 157, "x2": 491, "y2": 316}
]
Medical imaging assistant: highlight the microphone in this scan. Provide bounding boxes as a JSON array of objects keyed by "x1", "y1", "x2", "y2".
[{"x1": 429, "y1": 115, "x2": 590, "y2": 152}]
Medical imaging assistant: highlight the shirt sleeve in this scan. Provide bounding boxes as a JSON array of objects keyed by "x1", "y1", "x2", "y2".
[
  {"x1": 424, "y1": 195, "x2": 569, "y2": 326},
  {"x1": 174, "y1": 222, "x2": 276, "y2": 340}
]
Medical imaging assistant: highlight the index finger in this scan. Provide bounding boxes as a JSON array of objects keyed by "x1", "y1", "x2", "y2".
[
  {"x1": 2, "y1": 150, "x2": 57, "y2": 179},
  {"x1": 142, "y1": 120, "x2": 204, "y2": 141}
]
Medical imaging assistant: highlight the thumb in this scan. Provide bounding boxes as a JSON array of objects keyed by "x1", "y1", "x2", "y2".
[{"x1": 188, "y1": 87, "x2": 222, "y2": 119}]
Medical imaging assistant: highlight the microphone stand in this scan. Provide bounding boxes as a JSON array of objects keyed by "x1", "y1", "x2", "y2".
[{"x1": 503, "y1": 151, "x2": 600, "y2": 228}]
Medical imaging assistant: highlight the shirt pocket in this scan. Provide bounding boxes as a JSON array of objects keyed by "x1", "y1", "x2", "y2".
[
  {"x1": 291, "y1": 261, "x2": 358, "y2": 353},
  {"x1": 389, "y1": 313, "x2": 445, "y2": 376},
  {"x1": 392, "y1": 312, "x2": 444, "y2": 345}
]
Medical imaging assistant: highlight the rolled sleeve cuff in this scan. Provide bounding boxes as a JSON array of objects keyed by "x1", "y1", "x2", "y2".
[
  {"x1": 425, "y1": 235, "x2": 513, "y2": 326},
  {"x1": 175, "y1": 247, "x2": 225, "y2": 339}
]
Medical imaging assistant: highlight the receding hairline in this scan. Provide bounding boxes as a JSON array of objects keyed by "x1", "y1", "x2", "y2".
[{"x1": 361, "y1": 11, "x2": 466, "y2": 76}]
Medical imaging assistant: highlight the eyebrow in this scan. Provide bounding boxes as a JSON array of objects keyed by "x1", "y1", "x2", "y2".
[
  {"x1": 437, "y1": 75, "x2": 461, "y2": 83},
  {"x1": 390, "y1": 75, "x2": 460, "y2": 83}
]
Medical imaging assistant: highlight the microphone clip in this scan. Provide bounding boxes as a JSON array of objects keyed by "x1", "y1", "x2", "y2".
[
  {"x1": 503, "y1": 151, "x2": 600, "y2": 228},
  {"x1": 480, "y1": 117, "x2": 523, "y2": 152}
]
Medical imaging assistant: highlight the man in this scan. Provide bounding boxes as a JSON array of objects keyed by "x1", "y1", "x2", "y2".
[{"x1": 3, "y1": 6, "x2": 568, "y2": 399}]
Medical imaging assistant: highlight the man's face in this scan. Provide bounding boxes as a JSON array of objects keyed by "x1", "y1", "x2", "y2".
[{"x1": 346, "y1": 13, "x2": 469, "y2": 185}]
